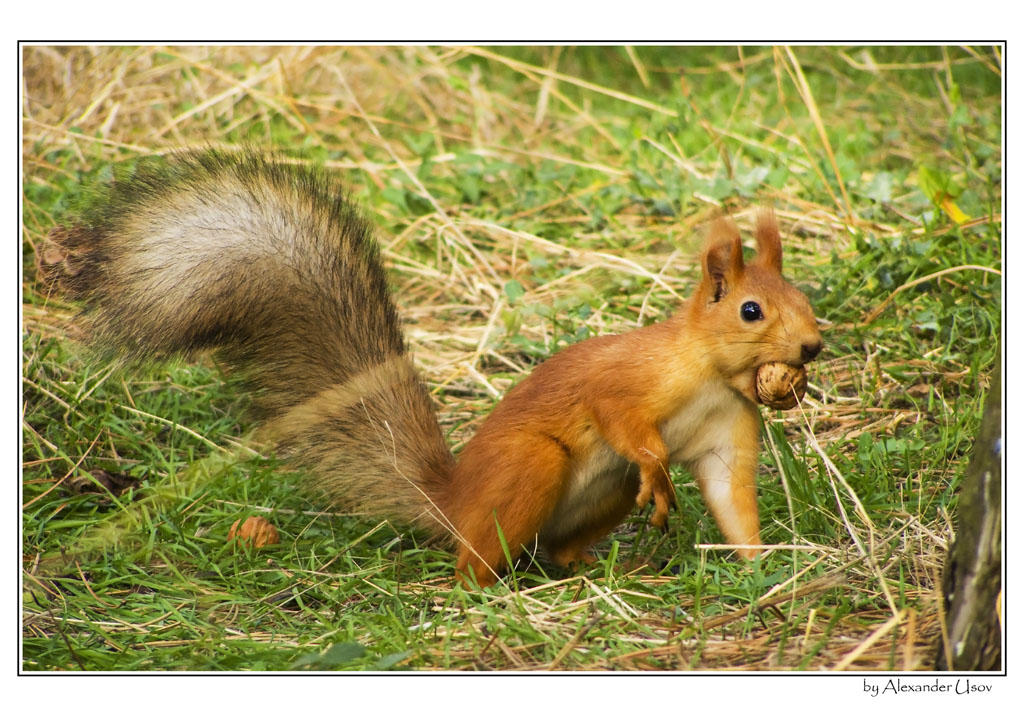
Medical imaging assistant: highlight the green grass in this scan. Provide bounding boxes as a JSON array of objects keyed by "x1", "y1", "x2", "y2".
[{"x1": 22, "y1": 45, "x2": 1001, "y2": 671}]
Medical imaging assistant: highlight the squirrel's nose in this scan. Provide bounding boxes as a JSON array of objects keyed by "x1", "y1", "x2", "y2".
[{"x1": 801, "y1": 340, "x2": 823, "y2": 363}]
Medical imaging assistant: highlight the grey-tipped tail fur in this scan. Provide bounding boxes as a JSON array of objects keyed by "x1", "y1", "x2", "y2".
[{"x1": 40, "y1": 151, "x2": 455, "y2": 536}]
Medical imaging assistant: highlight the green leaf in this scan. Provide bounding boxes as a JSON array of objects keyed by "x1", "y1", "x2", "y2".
[
  {"x1": 917, "y1": 166, "x2": 962, "y2": 200},
  {"x1": 733, "y1": 165, "x2": 770, "y2": 196},
  {"x1": 373, "y1": 651, "x2": 412, "y2": 670},
  {"x1": 863, "y1": 172, "x2": 895, "y2": 203},
  {"x1": 405, "y1": 191, "x2": 434, "y2": 216},
  {"x1": 447, "y1": 75, "x2": 468, "y2": 91},
  {"x1": 380, "y1": 187, "x2": 408, "y2": 212},
  {"x1": 291, "y1": 641, "x2": 367, "y2": 669},
  {"x1": 766, "y1": 166, "x2": 790, "y2": 188},
  {"x1": 458, "y1": 174, "x2": 481, "y2": 203},
  {"x1": 403, "y1": 132, "x2": 435, "y2": 160},
  {"x1": 504, "y1": 279, "x2": 526, "y2": 302},
  {"x1": 699, "y1": 175, "x2": 734, "y2": 200}
]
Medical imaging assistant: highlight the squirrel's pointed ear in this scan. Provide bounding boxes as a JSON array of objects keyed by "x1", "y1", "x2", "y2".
[
  {"x1": 702, "y1": 218, "x2": 744, "y2": 303},
  {"x1": 754, "y1": 208, "x2": 782, "y2": 273}
]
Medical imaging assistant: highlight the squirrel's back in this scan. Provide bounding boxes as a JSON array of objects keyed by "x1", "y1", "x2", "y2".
[{"x1": 40, "y1": 151, "x2": 455, "y2": 534}]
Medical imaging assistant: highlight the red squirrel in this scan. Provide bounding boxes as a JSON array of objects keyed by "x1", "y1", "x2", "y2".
[{"x1": 39, "y1": 151, "x2": 822, "y2": 587}]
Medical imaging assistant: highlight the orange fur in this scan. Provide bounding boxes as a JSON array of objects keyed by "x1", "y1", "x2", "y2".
[
  {"x1": 447, "y1": 211, "x2": 822, "y2": 586},
  {"x1": 46, "y1": 154, "x2": 820, "y2": 589}
]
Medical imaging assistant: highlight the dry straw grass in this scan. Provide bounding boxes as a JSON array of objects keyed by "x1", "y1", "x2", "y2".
[{"x1": 22, "y1": 45, "x2": 1000, "y2": 671}]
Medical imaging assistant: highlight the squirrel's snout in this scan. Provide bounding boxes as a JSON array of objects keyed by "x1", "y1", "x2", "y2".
[{"x1": 800, "y1": 340, "x2": 823, "y2": 363}]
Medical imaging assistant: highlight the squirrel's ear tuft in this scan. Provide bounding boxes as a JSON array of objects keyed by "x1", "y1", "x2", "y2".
[
  {"x1": 702, "y1": 217, "x2": 744, "y2": 302},
  {"x1": 754, "y1": 208, "x2": 782, "y2": 273}
]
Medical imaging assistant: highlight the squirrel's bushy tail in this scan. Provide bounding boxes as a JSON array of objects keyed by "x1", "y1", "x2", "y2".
[{"x1": 39, "y1": 151, "x2": 455, "y2": 535}]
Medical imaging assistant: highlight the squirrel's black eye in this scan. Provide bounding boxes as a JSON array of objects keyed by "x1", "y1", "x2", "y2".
[{"x1": 740, "y1": 301, "x2": 763, "y2": 322}]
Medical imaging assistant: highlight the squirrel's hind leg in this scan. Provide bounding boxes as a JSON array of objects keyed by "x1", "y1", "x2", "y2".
[{"x1": 451, "y1": 438, "x2": 572, "y2": 587}]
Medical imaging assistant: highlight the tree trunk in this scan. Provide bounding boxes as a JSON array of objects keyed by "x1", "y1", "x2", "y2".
[{"x1": 936, "y1": 360, "x2": 1002, "y2": 670}]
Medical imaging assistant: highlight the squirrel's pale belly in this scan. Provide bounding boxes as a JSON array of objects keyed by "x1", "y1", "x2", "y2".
[
  {"x1": 539, "y1": 440, "x2": 635, "y2": 544},
  {"x1": 662, "y1": 381, "x2": 745, "y2": 463},
  {"x1": 540, "y1": 381, "x2": 746, "y2": 542}
]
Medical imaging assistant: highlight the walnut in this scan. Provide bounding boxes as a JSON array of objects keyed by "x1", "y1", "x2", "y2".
[
  {"x1": 755, "y1": 362, "x2": 808, "y2": 410},
  {"x1": 228, "y1": 516, "x2": 280, "y2": 549}
]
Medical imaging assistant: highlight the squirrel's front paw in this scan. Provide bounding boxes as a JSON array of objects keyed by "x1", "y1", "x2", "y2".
[{"x1": 636, "y1": 473, "x2": 676, "y2": 530}]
